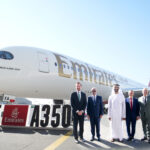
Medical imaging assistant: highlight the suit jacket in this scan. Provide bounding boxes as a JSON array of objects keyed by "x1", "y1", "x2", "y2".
[
  {"x1": 87, "y1": 95, "x2": 103, "y2": 118},
  {"x1": 125, "y1": 97, "x2": 140, "y2": 120},
  {"x1": 71, "y1": 91, "x2": 87, "y2": 116},
  {"x1": 138, "y1": 95, "x2": 150, "y2": 119}
]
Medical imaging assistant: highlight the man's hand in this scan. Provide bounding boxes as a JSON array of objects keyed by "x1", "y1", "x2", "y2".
[
  {"x1": 78, "y1": 111, "x2": 83, "y2": 116},
  {"x1": 122, "y1": 118, "x2": 126, "y2": 120},
  {"x1": 136, "y1": 116, "x2": 140, "y2": 120},
  {"x1": 100, "y1": 115, "x2": 103, "y2": 119},
  {"x1": 108, "y1": 117, "x2": 111, "y2": 121},
  {"x1": 87, "y1": 115, "x2": 90, "y2": 120}
]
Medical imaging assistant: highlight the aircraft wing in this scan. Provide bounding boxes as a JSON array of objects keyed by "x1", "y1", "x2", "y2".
[{"x1": 122, "y1": 88, "x2": 144, "y2": 98}]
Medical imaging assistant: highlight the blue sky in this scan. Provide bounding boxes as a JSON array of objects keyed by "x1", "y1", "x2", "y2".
[{"x1": 0, "y1": 0, "x2": 150, "y2": 85}]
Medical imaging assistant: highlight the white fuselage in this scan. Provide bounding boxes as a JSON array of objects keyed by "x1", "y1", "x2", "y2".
[{"x1": 0, "y1": 46, "x2": 145, "y2": 101}]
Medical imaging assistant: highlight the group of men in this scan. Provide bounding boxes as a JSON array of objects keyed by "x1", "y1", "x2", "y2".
[{"x1": 70, "y1": 82, "x2": 150, "y2": 144}]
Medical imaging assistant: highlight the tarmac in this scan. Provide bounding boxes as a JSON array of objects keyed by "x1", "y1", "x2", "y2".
[{"x1": 0, "y1": 115, "x2": 150, "y2": 150}]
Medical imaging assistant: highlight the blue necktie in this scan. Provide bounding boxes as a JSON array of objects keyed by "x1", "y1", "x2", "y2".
[
  {"x1": 94, "y1": 96, "x2": 96, "y2": 104},
  {"x1": 144, "y1": 97, "x2": 147, "y2": 104}
]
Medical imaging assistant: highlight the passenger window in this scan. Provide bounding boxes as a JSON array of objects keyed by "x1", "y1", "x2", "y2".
[
  {"x1": 55, "y1": 62, "x2": 57, "y2": 66},
  {"x1": 0, "y1": 51, "x2": 14, "y2": 60}
]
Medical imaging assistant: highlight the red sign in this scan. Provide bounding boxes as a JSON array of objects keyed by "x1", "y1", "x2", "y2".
[{"x1": 2, "y1": 105, "x2": 29, "y2": 126}]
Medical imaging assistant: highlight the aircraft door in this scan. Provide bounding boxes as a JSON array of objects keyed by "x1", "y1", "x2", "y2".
[{"x1": 38, "y1": 52, "x2": 49, "y2": 73}]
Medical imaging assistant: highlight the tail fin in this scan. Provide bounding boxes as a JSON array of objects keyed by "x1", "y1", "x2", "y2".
[{"x1": 148, "y1": 80, "x2": 150, "y2": 87}]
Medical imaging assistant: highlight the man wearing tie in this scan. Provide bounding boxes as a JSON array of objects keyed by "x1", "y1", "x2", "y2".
[
  {"x1": 125, "y1": 90, "x2": 140, "y2": 141},
  {"x1": 71, "y1": 82, "x2": 87, "y2": 143},
  {"x1": 138, "y1": 88, "x2": 150, "y2": 144},
  {"x1": 87, "y1": 87, "x2": 103, "y2": 141}
]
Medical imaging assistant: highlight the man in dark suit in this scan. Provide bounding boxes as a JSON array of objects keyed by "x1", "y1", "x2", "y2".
[
  {"x1": 125, "y1": 90, "x2": 140, "y2": 141},
  {"x1": 71, "y1": 82, "x2": 87, "y2": 143},
  {"x1": 87, "y1": 87, "x2": 103, "y2": 141},
  {"x1": 139, "y1": 88, "x2": 150, "y2": 144}
]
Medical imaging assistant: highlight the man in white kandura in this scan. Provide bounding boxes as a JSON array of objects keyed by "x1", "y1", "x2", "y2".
[{"x1": 108, "y1": 84, "x2": 126, "y2": 142}]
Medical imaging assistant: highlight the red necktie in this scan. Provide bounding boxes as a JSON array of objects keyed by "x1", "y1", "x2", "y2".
[{"x1": 130, "y1": 98, "x2": 133, "y2": 110}]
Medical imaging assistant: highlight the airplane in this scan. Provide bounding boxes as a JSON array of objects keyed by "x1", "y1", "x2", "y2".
[{"x1": 0, "y1": 46, "x2": 146, "y2": 103}]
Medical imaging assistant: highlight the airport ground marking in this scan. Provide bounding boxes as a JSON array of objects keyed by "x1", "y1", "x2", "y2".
[{"x1": 44, "y1": 130, "x2": 72, "y2": 150}]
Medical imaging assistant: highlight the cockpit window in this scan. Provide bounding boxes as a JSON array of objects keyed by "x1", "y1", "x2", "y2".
[{"x1": 0, "y1": 51, "x2": 14, "y2": 60}]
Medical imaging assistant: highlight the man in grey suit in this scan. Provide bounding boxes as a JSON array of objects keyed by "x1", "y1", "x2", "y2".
[{"x1": 138, "y1": 88, "x2": 150, "y2": 144}]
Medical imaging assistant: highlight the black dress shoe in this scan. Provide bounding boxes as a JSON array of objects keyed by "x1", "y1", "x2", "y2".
[
  {"x1": 90, "y1": 137, "x2": 94, "y2": 141},
  {"x1": 75, "y1": 139, "x2": 79, "y2": 143},
  {"x1": 141, "y1": 137, "x2": 147, "y2": 141},
  {"x1": 98, "y1": 138, "x2": 101, "y2": 141},
  {"x1": 127, "y1": 137, "x2": 132, "y2": 141},
  {"x1": 111, "y1": 139, "x2": 115, "y2": 142},
  {"x1": 81, "y1": 138, "x2": 85, "y2": 142}
]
